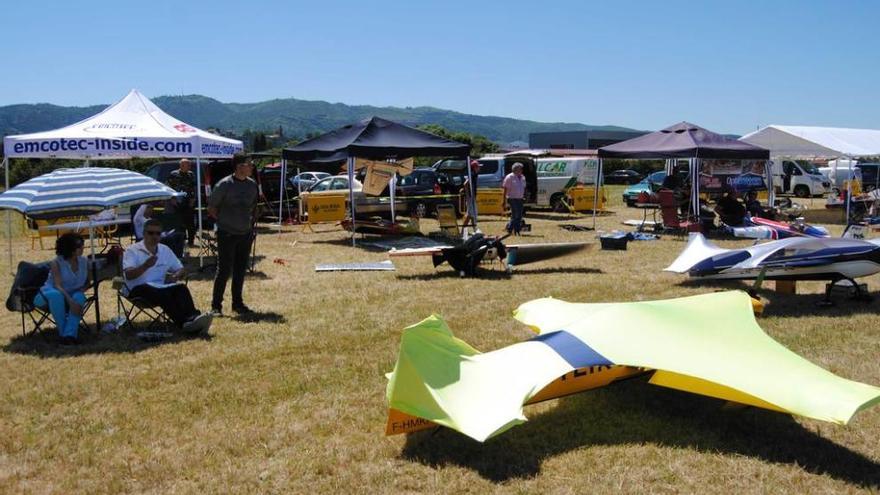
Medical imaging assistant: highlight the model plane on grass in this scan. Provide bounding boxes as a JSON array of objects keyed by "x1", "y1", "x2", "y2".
[
  {"x1": 388, "y1": 232, "x2": 591, "y2": 276},
  {"x1": 730, "y1": 215, "x2": 829, "y2": 239},
  {"x1": 384, "y1": 291, "x2": 880, "y2": 442},
  {"x1": 665, "y1": 233, "x2": 880, "y2": 301}
]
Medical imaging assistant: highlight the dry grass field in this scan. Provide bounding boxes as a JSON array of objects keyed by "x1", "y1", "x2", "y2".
[{"x1": 0, "y1": 186, "x2": 878, "y2": 493}]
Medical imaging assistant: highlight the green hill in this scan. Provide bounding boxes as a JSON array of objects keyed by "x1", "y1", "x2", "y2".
[{"x1": 0, "y1": 94, "x2": 636, "y2": 144}]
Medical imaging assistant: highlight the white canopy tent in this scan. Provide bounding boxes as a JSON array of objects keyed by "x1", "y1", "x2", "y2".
[
  {"x1": 2, "y1": 89, "x2": 243, "y2": 266},
  {"x1": 740, "y1": 125, "x2": 880, "y2": 221},
  {"x1": 739, "y1": 125, "x2": 880, "y2": 158}
]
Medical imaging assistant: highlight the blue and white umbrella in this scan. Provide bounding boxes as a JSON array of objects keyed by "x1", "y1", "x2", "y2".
[
  {"x1": 0, "y1": 167, "x2": 181, "y2": 219},
  {"x1": 0, "y1": 167, "x2": 184, "y2": 327}
]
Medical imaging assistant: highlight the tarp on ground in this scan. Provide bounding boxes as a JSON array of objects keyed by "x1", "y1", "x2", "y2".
[
  {"x1": 385, "y1": 291, "x2": 880, "y2": 442},
  {"x1": 282, "y1": 116, "x2": 471, "y2": 161},
  {"x1": 598, "y1": 121, "x2": 769, "y2": 160},
  {"x1": 739, "y1": 125, "x2": 880, "y2": 158},
  {"x1": 2, "y1": 89, "x2": 243, "y2": 159}
]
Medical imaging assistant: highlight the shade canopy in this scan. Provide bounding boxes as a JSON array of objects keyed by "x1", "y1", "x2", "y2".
[
  {"x1": 598, "y1": 122, "x2": 769, "y2": 160},
  {"x1": 739, "y1": 125, "x2": 880, "y2": 158},
  {"x1": 2, "y1": 89, "x2": 243, "y2": 160},
  {"x1": 0, "y1": 167, "x2": 181, "y2": 219},
  {"x1": 282, "y1": 116, "x2": 471, "y2": 161}
]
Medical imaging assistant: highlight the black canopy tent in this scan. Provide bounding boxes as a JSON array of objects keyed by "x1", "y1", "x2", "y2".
[
  {"x1": 597, "y1": 122, "x2": 770, "y2": 227},
  {"x1": 283, "y1": 117, "x2": 471, "y2": 244}
]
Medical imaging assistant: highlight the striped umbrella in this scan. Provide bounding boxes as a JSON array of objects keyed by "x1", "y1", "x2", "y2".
[{"x1": 0, "y1": 167, "x2": 181, "y2": 219}]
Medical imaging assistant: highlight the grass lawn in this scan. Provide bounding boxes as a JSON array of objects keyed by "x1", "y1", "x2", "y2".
[{"x1": 0, "y1": 185, "x2": 878, "y2": 493}]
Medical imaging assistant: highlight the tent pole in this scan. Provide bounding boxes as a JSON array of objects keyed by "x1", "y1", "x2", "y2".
[
  {"x1": 296, "y1": 166, "x2": 302, "y2": 223},
  {"x1": 592, "y1": 158, "x2": 602, "y2": 229},
  {"x1": 690, "y1": 158, "x2": 696, "y2": 222},
  {"x1": 465, "y1": 155, "x2": 476, "y2": 231},
  {"x1": 348, "y1": 156, "x2": 356, "y2": 246},
  {"x1": 196, "y1": 157, "x2": 204, "y2": 268},
  {"x1": 765, "y1": 158, "x2": 774, "y2": 207},
  {"x1": 278, "y1": 159, "x2": 286, "y2": 230},
  {"x1": 390, "y1": 172, "x2": 396, "y2": 221},
  {"x1": 845, "y1": 155, "x2": 852, "y2": 226},
  {"x1": 3, "y1": 157, "x2": 11, "y2": 274}
]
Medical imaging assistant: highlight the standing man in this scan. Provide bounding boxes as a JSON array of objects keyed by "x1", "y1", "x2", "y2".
[
  {"x1": 166, "y1": 159, "x2": 197, "y2": 247},
  {"x1": 502, "y1": 162, "x2": 526, "y2": 235},
  {"x1": 208, "y1": 154, "x2": 259, "y2": 315}
]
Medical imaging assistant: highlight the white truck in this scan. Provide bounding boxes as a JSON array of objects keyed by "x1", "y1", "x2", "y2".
[{"x1": 769, "y1": 159, "x2": 831, "y2": 198}]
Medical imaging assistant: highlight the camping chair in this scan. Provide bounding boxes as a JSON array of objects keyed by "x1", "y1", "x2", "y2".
[
  {"x1": 113, "y1": 272, "x2": 190, "y2": 333},
  {"x1": 6, "y1": 261, "x2": 97, "y2": 336},
  {"x1": 658, "y1": 189, "x2": 696, "y2": 238},
  {"x1": 195, "y1": 230, "x2": 219, "y2": 270},
  {"x1": 436, "y1": 204, "x2": 460, "y2": 237}
]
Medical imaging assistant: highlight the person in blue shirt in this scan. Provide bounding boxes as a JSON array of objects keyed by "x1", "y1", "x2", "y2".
[{"x1": 34, "y1": 233, "x2": 91, "y2": 345}]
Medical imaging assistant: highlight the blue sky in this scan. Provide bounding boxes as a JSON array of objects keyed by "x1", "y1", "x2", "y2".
[{"x1": 3, "y1": 0, "x2": 878, "y2": 134}]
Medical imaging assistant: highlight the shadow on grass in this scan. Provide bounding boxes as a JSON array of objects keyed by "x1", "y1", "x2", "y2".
[
  {"x1": 3, "y1": 321, "x2": 212, "y2": 358},
  {"x1": 400, "y1": 379, "x2": 880, "y2": 488},
  {"x1": 229, "y1": 310, "x2": 286, "y2": 324},
  {"x1": 677, "y1": 279, "x2": 880, "y2": 318},
  {"x1": 186, "y1": 267, "x2": 272, "y2": 282},
  {"x1": 395, "y1": 266, "x2": 603, "y2": 281}
]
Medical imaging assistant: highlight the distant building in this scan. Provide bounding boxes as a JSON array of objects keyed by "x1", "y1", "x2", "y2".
[{"x1": 528, "y1": 130, "x2": 647, "y2": 150}]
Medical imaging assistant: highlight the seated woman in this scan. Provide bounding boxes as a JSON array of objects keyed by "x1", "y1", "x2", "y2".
[
  {"x1": 34, "y1": 233, "x2": 90, "y2": 345},
  {"x1": 714, "y1": 186, "x2": 747, "y2": 226}
]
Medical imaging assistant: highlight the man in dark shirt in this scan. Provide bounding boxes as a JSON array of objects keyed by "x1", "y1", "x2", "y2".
[
  {"x1": 166, "y1": 159, "x2": 197, "y2": 246},
  {"x1": 715, "y1": 186, "x2": 747, "y2": 226},
  {"x1": 208, "y1": 154, "x2": 259, "y2": 315}
]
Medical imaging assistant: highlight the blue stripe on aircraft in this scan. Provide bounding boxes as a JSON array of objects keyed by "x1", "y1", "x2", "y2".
[{"x1": 530, "y1": 330, "x2": 613, "y2": 368}]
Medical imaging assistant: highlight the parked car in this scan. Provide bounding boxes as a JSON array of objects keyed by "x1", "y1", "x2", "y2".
[
  {"x1": 622, "y1": 171, "x2": 667, "y2": 206},
  {"x1": 290, "y1": 171, "x2": 331, "y2": 192},
  {"x1": 604, "y1": 170, "x2": 642, "y2": 185},
  {"x1": 300, "y1": 175, "x2": 405, "y2": 219},
  {"x1": 604, "y1": 169, "x2": 642, "y2": 185},
  {"x1": 396, "y1": 168, "x2": 457, "y2": 217}
]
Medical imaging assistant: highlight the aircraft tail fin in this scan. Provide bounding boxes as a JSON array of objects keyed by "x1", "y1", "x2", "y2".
[{"x1": 664, "y1": 233, "x2": 729, "y2": 273}]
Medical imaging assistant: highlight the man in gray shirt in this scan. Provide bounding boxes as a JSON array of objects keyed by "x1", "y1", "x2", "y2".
[{"x1": 208, "y1": 154, "x2": 259, "y2": 315}]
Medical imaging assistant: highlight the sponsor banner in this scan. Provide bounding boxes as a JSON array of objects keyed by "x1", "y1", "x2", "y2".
[
  {"x1": 4, "y1": 137, "x2": 241, "y2": 158},
  {"x1": 476, "y1": 188, "x2": 505, "y2": 215},
  {"x1": 307, "y1": 194, "x2": 347, "y2": 224},
  {"x1": 701, "y1": 160, "x2": 768, "y2": 192}
]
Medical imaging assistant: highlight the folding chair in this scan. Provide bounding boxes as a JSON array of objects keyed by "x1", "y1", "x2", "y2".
[
  {"x1": 196, "y1": 230, "x2": 218, "y2": 270},
  {"x1": 436, "y1": 204, "x2": 460, "y2": 237},
  {"x1": 6, "y1": 261, "x2": 96, "y2": 336},
  {"x1": 658, "y1": 189, "x2": 697, "y2": 238},
  {"x1": 113, "y1": 276, "x2": 190, "y2": 333}
]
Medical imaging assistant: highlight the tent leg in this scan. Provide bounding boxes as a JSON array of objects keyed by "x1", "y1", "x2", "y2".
[
  {"x1": 348, "y1": 157, "x2": 356, "y2": 246},
  {"x1": 196, "y1": 157, "x2": 204, "y2": 268},
  {"x1": 278, "y1": 159, "x2": 286, "y2": 231},
  {"x1": 3, "y1": 157, "x2": 11, "y2": 275},
  {"x1": 465, "y1": 155, "x2": 476, "y2": 231},
  {"x1": 592, "y1": 158, "x2": 603, "y2": 229}
]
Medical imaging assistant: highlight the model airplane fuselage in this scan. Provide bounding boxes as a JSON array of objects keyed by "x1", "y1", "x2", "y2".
[{"x1": 666, "y1": 233, "x2": 880, "y2": 282}]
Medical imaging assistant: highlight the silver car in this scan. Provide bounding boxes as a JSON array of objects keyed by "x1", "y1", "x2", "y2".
[{"x1": 300, "y1": 175, "x2": 405, "y2": 217}]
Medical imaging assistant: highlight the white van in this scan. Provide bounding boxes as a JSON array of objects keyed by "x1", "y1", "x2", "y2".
[
  {"x1": 534, "y1": 157, "x2": 598, "y2": 208},
  {"x1": 769, "y1": 159, "x2": 830, "y2": 197},
  {"x1": 475, "y1": 153, "x2": 596, "y2": 208}
]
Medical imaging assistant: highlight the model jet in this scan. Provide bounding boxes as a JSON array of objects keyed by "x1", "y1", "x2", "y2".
[
  {"x1": 385, "y1": 291, "x2": 880, "y2": 442},
  {"x1": 666, "y1": 233, "x2": 880, "y2": 300},
  {"x1": 388, "y1": 231, "x2": 591, "y2": 277},
  {"x1": 730, "y1": 215, "x2": 829, "y2": 240}
]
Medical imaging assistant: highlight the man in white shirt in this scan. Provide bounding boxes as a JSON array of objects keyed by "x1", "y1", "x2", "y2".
[{"x1": 123, "y1": 218, "x2": 212, "y2": 333}]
